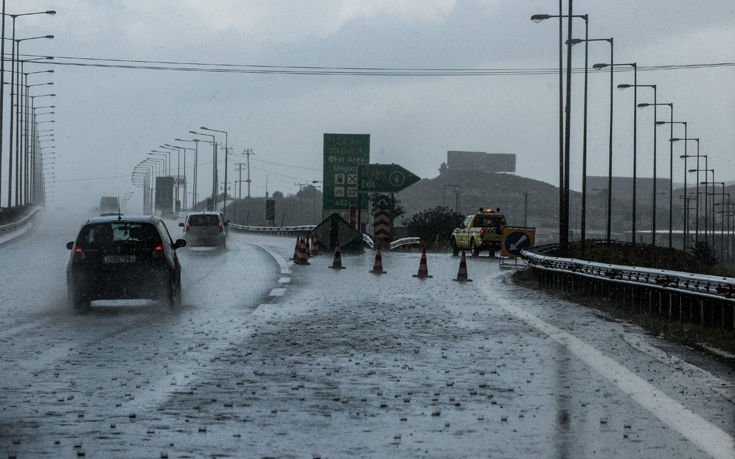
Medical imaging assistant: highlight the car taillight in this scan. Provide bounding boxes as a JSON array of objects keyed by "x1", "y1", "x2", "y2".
[
  {"x1": 186, "y1": 222, "x2": 190, "y2": 232},
  {"x1": 480, "y1": 228, "x2": 485, "y2": 237},
  {"x1": 218, "y1": 221, "x2": 223, "y2": 232},
  {"x1": 152, "y1": 245, "x2": 165, "y2": 263},
  {"x1": 72, "y1": 247, "x2": 86, "y2": 264}
]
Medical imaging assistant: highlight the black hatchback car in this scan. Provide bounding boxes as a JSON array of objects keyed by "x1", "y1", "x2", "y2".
[{"x1": 66, "y1": 215, "x2": 186, "y2": 310}]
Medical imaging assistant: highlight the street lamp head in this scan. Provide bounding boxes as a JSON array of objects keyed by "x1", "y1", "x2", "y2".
[
  {"x1": 45, "y1": 35, "x2": 54, "y2": 39},
  {"x1": 637, "y1": 103, "x2": 650, "y2": 108},
  {"x1": 617, "y1": 84, "x2": 631, "y2": 90},
  {"x1": 566, "y1": 38, "x2": 584, "y2": 46},
  {"x1": 592, "y1": 63, "x2": 608, "y2": 70},
  {"x1": 530, "y1": 14, "x2": 552, "y2": 23},
  {"x1": 45, "y1": 10, "x2": 56, "y2": 15},
  {"x1": 655, "y1": 121, "x2": 666, "y2": 125},
  {"x1": 200, "y1": 126, "x2": 208, "y2": 130}
]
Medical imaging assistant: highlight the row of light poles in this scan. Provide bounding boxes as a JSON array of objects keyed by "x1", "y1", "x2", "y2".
[
  {"x1": 131, "y1": 126, "x2": 233, "y2": 219},
  {"x1": 0, "y1": 6, "x2": 56, "y2": 210},
  {"x1": 531, "y1": 3, "x2": 729, "y2": 258}
]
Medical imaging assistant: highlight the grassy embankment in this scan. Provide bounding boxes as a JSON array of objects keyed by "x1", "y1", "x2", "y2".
[{"x1": 513, "y1": 241, "x2": 735, "y2": 360}]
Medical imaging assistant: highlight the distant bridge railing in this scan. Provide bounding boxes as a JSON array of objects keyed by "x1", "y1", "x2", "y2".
[
  {"x1": 228, "y1": 223, "x2": 315, "y2": 237},
  {"x1": 229, "y1": 223, "x2": 422, "y2": 251},
  {"x1": 0, "y1": 206, "x2": 42, "y2": 245},
  {"x1": 522, "y1": 242, "x2": 735, "y2": 330}
]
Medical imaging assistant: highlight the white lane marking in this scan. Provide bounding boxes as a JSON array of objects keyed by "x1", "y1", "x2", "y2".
[
  {"x1": 278, "y1": 277, "x2": 291, "y2": 284},
  {"x1": 269, "y1": 288, "x2": 286, "y2": 297},
  {"x1": 256, "y1": 244, "x2": 291, "y2": 275},
  {"x1": 481, "y1": 281, "x2": 735, "y2": 459}
]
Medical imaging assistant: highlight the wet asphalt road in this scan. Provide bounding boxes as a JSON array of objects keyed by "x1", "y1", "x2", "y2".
[{"x1": 1, "y1": 212, "x2": 733, "y2": 457}]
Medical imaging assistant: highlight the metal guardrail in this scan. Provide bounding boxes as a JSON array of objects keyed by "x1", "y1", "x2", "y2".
[
  {"x1": 228, "y1": 223, "x2": 315, "y2": 237},
  {"x1": 229, "y1": 223, "x2": 422, "y2": 252},
  {"x1": 0, "y1": 207, "x2": 41, "y2": 234},
  {"x1": 522, "y1": 242, "x2": 735, "y2": 330},
  {"x1": 363, "y1": 233, "x2": 374, "y2": 249},
  {"x1": 390, "y1": 237, "x2": 421, "y2": 250},
  {"x1": 522, "y1": 249, "x2": 735, "y2": 302}
]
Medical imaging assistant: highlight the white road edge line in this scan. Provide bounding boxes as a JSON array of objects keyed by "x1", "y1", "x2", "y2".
[
  {"x1": 481, "y1": 280, "x2": 735, "y2": 459},
  {"x1": 256, "y1": 244, "x2": 291, "y2": 276}
]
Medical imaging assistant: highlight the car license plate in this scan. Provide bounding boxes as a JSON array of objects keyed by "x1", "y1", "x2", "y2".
[{"x1": 103, "y1": 255, "x2": 136, "y2": 264}]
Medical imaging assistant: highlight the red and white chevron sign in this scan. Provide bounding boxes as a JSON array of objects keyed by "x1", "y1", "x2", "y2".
[{"x1": 374, "y1": 210, "x2": 391, "y2": 240}]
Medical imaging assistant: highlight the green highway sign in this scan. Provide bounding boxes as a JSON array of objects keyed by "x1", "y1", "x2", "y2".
[
  {"x1": 357, "y1": 163, "x2": 420, "y2": 193},
  {"x1": 323, "y1": 134, "x2": 370, "y2": 219}
]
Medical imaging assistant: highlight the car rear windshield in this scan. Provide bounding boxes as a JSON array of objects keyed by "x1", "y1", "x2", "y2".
[
  {"x1": 473, "y1": 215, "x2": 504, "y2": 227},
  {"x1": 188, "y1": 214, "x2": 220, "y2": 226},
  {"x1": 78, "y1": 222, "x2": 162, "y2": 247}
]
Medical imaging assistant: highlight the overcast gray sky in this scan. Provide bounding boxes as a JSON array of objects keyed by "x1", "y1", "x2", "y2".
[{"x1": 7, "y1": 0, "x2": 735, "y2": 211}]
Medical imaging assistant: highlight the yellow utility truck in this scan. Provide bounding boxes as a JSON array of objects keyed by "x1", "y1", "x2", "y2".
[{"x1": 451, "y1": 208, "x2": 507, "y2": 256}]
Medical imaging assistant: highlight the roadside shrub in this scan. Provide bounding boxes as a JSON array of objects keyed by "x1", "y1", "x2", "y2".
[{"x1": 403, "y1": 206, "x2": 464, "y2": 247}]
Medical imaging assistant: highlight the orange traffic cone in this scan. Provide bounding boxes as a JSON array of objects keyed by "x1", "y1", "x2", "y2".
[
  {"x1": 311, "y1": 236, "x2": 319, "y2": 256},
  {"x1": 412, "y1": 247, "x2": 433, "y2": 279},
  {"x1": 291, "y1": 237, "x2": 299, "y2": 261},
  {"x1": 329, "y1": 244, "x2": 345, "y2": 269},
  {"x1": 370, "y1": 246, "x2": 386, "y2": 274},
  {"x1": 453, "y1": 250, "x2": 473, "y2": 282},
  {"x1": 296, "y1": 237, "x2": 310, "y2": 265},
  {"x1": 301, "y1": 237, "x2": 310, "y2": 259}
]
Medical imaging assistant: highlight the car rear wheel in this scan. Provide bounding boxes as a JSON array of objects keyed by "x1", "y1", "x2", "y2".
[
  {"x1": 470, "y1": 238, "x2": 480, "y2": 257},
  {"x1": 68, "y1": 287, "x2": 90, "y2": 312},
  {"x1": 162, "y1": 276, "x2": 181, "y2": 309}
]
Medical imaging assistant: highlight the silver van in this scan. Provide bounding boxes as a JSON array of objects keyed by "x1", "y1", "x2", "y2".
[{"x1": 179, "y1": 212, "x2": 227, "y2": 249}]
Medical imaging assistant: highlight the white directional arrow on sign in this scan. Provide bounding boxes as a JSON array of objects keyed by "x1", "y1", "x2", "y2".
[{"x1": 509, "y1": 234, "x2": 528, "y2": 252}]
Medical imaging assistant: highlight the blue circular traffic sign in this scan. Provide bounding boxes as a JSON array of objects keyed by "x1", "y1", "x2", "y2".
[{"x1": 504, "y1": 231, "x2": 532, "y2": 255}]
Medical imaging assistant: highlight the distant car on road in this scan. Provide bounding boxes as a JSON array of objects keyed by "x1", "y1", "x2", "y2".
[
  {"x1": 65, "y1": 215, "x2": 186, "y2": 311},
  {"x1": 179, "y1": 212, "x2": 228, "y2": 249},
  {"x1": 98, "y1": 196, "x2": 120, "y2": 216}
]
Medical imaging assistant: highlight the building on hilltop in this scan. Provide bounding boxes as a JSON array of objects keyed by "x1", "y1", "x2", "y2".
[{"x1": 446, "y1": 151, "x2": 516, "y2": 174}]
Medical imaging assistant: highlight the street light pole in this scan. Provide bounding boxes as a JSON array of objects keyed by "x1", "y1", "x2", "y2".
[
  {"x1": 243, "y1": 148, "x2": 254, "y2": 225},
  {"x1": 177, "y1": 138, "x2": 200, "y2": 208},
  {"x1": 641, "y1": 102, "x2": 673, "y2": 247},
  {"x1": 674, "y1": 138, "x2": 701, "y2": 242},
  {"x1": 660, "y1": 121, "x2": 688, "y2": 248},
  {"x1": 532, "y1": 10, "x2": 590, "y2": 255},
  {"x1": 531, "y1": 7, "x2": 564, "y2": 255},
  {"x1": 200, "y1": 127, "x2": 229, "y2": 220},
  {"x1": 712, "y1": 183, "x2": 726, "y2": 258},
  {"x1": 174, "y1": 138, "x2": 201, "y2": 210},
  {"x1": 190, "y1": 131, "x2": 217, "y2": 211},
  {"x1": 0, "y1": 9, "x2": 54, "y2": 207},
  {"x1": 688, "y1": 161, "x2": 710, "y2": 245},
  {"x1": 615, "y1": 65, "x2": 642, "y2": 247},
  {"x1": 161, "y1": 145, "x2": 182, "y2": 211},
  {"x1": 700, "y1": 170, "x2": 716, "y2": 248},
  {"x1": 635, "y1": 88, "x2": 660, "y2": 244},
  {"x1": 588, "y1": 40, "x2": 615, "y2": 244}
]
